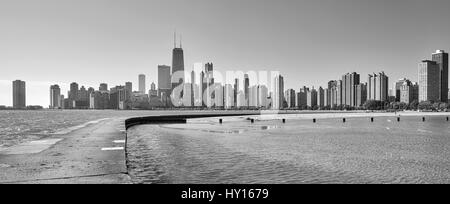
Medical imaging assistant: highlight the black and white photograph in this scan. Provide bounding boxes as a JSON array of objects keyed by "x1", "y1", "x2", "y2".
[{"x1": 0, "y1": 0, "x2": 449, "y2": 199}]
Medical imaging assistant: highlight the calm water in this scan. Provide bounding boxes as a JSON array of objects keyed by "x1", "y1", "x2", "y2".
[{"x1": 127, "y1": 116, "x2": 450, "y2": 184}]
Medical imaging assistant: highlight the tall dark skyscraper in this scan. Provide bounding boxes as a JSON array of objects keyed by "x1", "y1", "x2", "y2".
[
  {"x1": 99, "y1": 83, "x2": 108, "y2": 92},
  {"x1": 171, "y1": 33, "x2": 185, "y2": 92},
  {"x1": 50, "y1": 84, "x2": 61, "y2": 109},
  {"x1": 431, "y1": 50, "x2": 448, "y2": 102},
  {"x1": 244, "y1": 74, "x2": 249, "y2": 106},
  {"x1": 418, "y1": 60, "x2": 440, "y2": 102},
  {"x1": 158, "y1": 65, "x2": 171, "y2": 90},
  {"x1": 125, "y1": 82, "x2": 132, "y2": 101},
  {"x1": 234, "y1": 78, "x2": 239, "y2": 106},
  {"x1": 342, "y1": 72, "x2": 360, "y2": 107},
  {"x1": 12, "y1": 80, "x2": 26, "y2": 109},
  {"x1": 158, "y1": 65, "x2": 172, "y2": 106},
  {"x1": 138, "y1": 74, "x2": 146, "y2": 94},
  {"x1": 69, "y1": 82, "x2": 79, "y2": 100}
]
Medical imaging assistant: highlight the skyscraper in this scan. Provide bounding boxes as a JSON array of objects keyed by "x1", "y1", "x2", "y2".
[
  {"x1": 418, "y1": 60, "x2": 440, "y2": 102},
  {"x1": 149, "y1": 82, "x2": 158, "y2": 97},
  {"x1": 258, "y1": 85, "x2": 268, "y2": 108},
  {"x1": 99, "y1": 83, "x2": 108, "y2": 92},
  {"x1": 138, "y1": 74, "x2": 146, "y2": 94},
  {"x1": 12, "y1": 80, "x2": 26, "y2": 109},
  {"x1": 158, "y1": 65, "x2": 171, "y2": 90},
  {"x1": 400, "y1": 81, "x2": 418, "y2": 104},
  {"x1": 431, "y1": 50, "x2": 448, "y2": 102},
  {"x1": 285, "y1": 89, "x2": 296, "y2": 108},
  {"x1": 205, "y1": 63, "x2": 214, "y2": 86},
  {"x1": 297, "y1": 86, "x2": 308, "y2": 108},
  {"x1": 317, "y1": 87, "x2": 324, "y2": 108},
  {"x1": 342, "y1": 72, "x2": 360, "y2": 107},
  {"x1": 273, "y1": 74, "x2": 284, "y2": 109},
  {"x1": 69, "y1": 82, "x2": 79, "y2": 101},
  {"x1": 224, "y1": 84, "x2": 234, "y2": 109},
  {"x1": 171, "y1": 35, "x2": 185, "y2": 92},
  {"x1": 244, "y1": 74, "x2": 249, "y2": 107},
  {"x1": 355, "y1": 83, "x2": 367, "y2": 107},
  {"x1": 50, "y1": 84, "x2": 61, "y2": 109},
  {"x1": 234, "y1": 78, "x2": 239, "y2": 107},
  {"x1": 249, "y1": 85, "x2": 258, "y2": 108},
  {"x1": 158, "y1": 65, "x2": 172, "y2": 106},
  {"x1": 125, "y1": 82, "x2": 133, "y2": 102},
  {"x1": 367, "y1": 72, "x2": 389, "y2": 102},
  {"x1": 394, "y1": 78, "x2": 408, "y2": 102},
  {"x1": 306, "y1": 87, "x2": 317, "y2": 108}
]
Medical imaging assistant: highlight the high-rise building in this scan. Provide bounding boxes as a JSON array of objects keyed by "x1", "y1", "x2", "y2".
[
  {"x1": 249, "y1": 85, "x2": 258, "y2": 108},
  {"x1": 224, "y1": 84, "x2": 234, "y2": 109},
  {"x1": 328, "y1": 80, "x2": 338, "y2": 107},
  {"x1": 50, "y1": 84, "x2": 61, "y2": 109},
  {"x1": 400, "y1": 81, "x2": 418, "y2": 104},
  {"x1": 158, "y1": 65, "x2": 171, "y2": 106},
  {"x1": 205, "y1": 63, "x2": 214, "y2": 86},
  {"x1": 60, "y1": 95, "x2": 65, "y2": 109},
  {"x1": 69, "y1": 82, "x2": 79, "y2": 101},
  {"x1": 418, "y1": 60, "x2": 440, "y2": 102},
  {"x1": 285, "y1": 89, "x2": 296, "y2": 108},
  {"x1": 355, "y1": 83, "x2": 367, "y2": 107},
  {"x1": 317, "y1": 87, "x2": 325, "y2": 108},
  {"x1": 330, "y1": 80, "x2": 343, "y2": 107},
  {"x1": 109, "y1": 86, "x2": 127, "y2": 110},
  {"x1": 77, "y1": 86, "x2": 89, "y2": 109},
  {"x1": 306, "y1": 87, "x2": 317, "y2": 108},
  {"x1": 12, "y1": 80, "x2": 26, "y2": 109},
  {"x1": 258, "y1": 85, "x2": 268, "y2": 108},
  {"x1": 431, "y1": 50, "x2": 448, "y2": 102},
  {"x1": 182, "y1": 83, "x2": 192, "y2": 107},
  {"x1": 342, "y1": 72, "x2": 360, "y2": 107},
  {"x1": 367, "y1": 72, "x2": 389, "y2": 102},
  {"x1": 233, "y1": 78, "x2": 239, "y2": 107},
  {"x1": 138, "y1": 74, "x2": 146, "y2": 94},
  {"x1": 394, "y1": 78, "x2": 408, "y2": 102},
  {"x1": 297, "y1": 86, "x2": 308, "y2": 108},
  {"x1": 198, "y1": 71, "x2": 205, "y2": 107},
  {"x1": 125, "y1": 82, "x2": 133, "y2": 101},
  {"x1": 171, "y1": 36, "x2": 185, "y2": 92},
  {"x1": 99, "y1": 83, "x2": 108, "y2": 91},
  {"x1": 244, "y1": 74, "x2": 250, "y2": 107},
  {"x1": 158, "y1": 65, "x2": 171, "y2": 91},
  {"x1": 272, "y1": 75, "x2": 284, "y2": 109},
  {"x1": 236, "y1": 91, "x2": 246, "y2": 108},
  {"x1": 324, "y1": 88, "x2": 330, "y2": 107},
  {"x1": 214, "y1": 83, "x2": 224, "y2": 108},
  {"x1": 149, "y1": 82, "x2": 158, "y2": 97},
  {"x1": 90, "y1": 91, "x2": 110, "y2": 109}
]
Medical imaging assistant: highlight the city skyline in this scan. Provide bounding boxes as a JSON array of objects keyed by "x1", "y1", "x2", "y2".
[
  {"x1": 2, "y1": 48, "x2": 449, "y2": 108},
  {"x1": 1, "y1": 0, "x2": 450, "y2": 106}
]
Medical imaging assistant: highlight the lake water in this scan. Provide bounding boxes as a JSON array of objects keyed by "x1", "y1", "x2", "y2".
[{"x1": 126, "y1": 115, "x2": 450, "y2": 184}]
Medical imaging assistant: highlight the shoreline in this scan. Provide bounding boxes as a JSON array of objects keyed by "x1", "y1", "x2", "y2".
[{"x1": 0, "y1": 117, "x2": 130, "y2": 184}]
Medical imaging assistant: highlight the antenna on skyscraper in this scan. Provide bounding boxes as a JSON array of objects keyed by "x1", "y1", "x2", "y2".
[
  {"x1": 180, "y1": 34, "x2": 182, "y2": 48},
  {"x1": 174, "y1": 30, "x2": 177, "y2": 48}
]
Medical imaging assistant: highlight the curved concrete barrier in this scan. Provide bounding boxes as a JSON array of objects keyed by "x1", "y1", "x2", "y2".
[{"x1": 125, "y1": 113, "x2": 259, "y2": 130}]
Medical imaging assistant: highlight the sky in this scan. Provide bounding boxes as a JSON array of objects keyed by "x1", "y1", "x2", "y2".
[{"x1": 1, "y1": 0, "x2": 450, "y2": 106}]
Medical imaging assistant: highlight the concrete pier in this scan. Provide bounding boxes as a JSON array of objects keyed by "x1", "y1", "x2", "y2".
[{"x1": 0, "y1": 118, "x2": 129, "y2": 184}]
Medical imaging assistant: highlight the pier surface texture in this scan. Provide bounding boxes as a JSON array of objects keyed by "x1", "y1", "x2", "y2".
[{"x1": 0, "y1": 118, "x2": 129, "y2": 184}]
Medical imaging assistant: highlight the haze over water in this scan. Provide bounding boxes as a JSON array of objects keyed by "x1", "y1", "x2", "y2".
[{"x1": 127, "y1": 116, "x2": 450, "y2": 184}]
